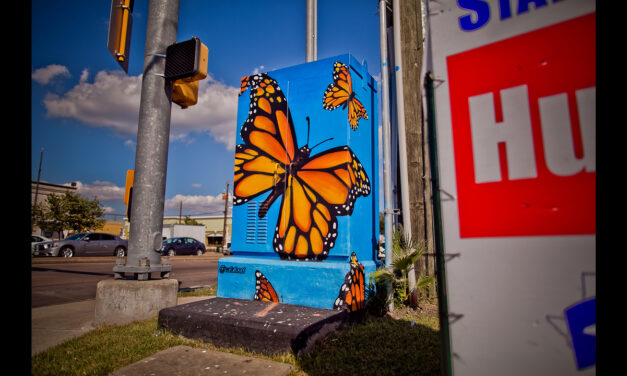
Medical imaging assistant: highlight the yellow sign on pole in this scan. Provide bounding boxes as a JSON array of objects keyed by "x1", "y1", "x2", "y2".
[
  {"x1": 107, "y1": 0, "x2": 133, "y2": 73},
  {"x1": 124, "y1": 169, "x2": 134, "y2": 205}
]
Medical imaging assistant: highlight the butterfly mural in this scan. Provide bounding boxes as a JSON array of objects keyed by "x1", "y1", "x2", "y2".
[
  {"x1": 233, "y1": 73, "x2": 371, "y2": 261},
  {"x1": 333, "y1": 252, "x2": 366, "y2": 312},
  {"x1": 322, "y1": 61, "x2": 369, "y2": 130},
  {"x1": 254, "y1": 270, "x2": 280, "y2": 302}
]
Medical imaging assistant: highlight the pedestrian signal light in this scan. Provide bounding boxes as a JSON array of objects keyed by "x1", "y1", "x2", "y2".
[
  {"x1": 172, "y1": 79, "x2": 199, "y2": 109},
  {"x1": 165, "y1": 37, "x2": 209, "y2": 81}
]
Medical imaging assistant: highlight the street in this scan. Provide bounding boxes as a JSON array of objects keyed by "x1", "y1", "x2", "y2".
[{"x1": 31, "y1": 253, "x2": 226, "y2": 308}]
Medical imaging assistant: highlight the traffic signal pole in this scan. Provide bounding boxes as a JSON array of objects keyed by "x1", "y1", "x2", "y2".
[{"x1": 113, "y1": 0, "x2": 180, "y2": 280}]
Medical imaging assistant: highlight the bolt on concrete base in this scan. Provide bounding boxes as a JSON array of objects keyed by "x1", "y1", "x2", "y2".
[{"x1": 94, "y1": 278, "x2": 179, "y2": 326}]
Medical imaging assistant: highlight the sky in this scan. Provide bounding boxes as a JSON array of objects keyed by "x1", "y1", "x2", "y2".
[{"x1": 31, "y1": 0, "x2": 382, "y2": 219}]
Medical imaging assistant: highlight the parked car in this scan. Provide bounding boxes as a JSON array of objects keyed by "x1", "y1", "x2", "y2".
[
  {"x1": 32, "y1": 232, "x2": 128, "y2": 258},
  {"x1": 221, "y1": 243, "x2": 232, "y2": 255},
  {"x1": 160, "y1": 237, "x2": 206, "y2": 256},
  {"x1": 31, "y1": 235, "x2": 52, "y2": 255}
]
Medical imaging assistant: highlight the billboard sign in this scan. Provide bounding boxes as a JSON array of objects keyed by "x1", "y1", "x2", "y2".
[{"x1": 427, "y1": 1, "x2": 595, "y2": 374}]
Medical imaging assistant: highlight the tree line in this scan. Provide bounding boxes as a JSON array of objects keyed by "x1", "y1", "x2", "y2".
[{"x1": 32, "y1": 192, "x2": 106, "y2": 240}]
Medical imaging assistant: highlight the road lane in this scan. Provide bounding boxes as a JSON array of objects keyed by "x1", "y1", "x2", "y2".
[{"x1": 31, "y1": 253, "x2": 227, "y2": 308}]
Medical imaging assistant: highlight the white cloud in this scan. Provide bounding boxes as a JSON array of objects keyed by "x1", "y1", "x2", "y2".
[
  {"x1": 79, "y1": 69, "x2": 89, "y2": 83},
  {"x1": 44, "y1": 70, "x2": 142, "y2": 136},
  {"x1": 42, "y1": 70, "x2": 239, "y2": 150},
  {"x1": 32, "y1": 64, "x2": 71, "y2": 85},
  {"x1": 124, "y1": 139, "x2": 135, "y2": 150},
  {"x1": 252, "y1": 65, "x2": 265, "y2": 74},
  {"x1": 170, "y1": 75, "x2": 239, "y2": 150},
  {"x1": 165, "y1": 193, "x2": 231, "y2": 215},
  {"x1": 73, "y1": 180, "x2": 125, "y2": 202}
]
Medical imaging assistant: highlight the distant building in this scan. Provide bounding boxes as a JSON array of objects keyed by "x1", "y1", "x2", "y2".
[{"x1": 122, "y1": 215, "x2": 232, "y2": 246}]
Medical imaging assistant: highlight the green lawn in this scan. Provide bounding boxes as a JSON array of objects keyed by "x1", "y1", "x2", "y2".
[{"x1": 31, "y1": 291, "x2": 441, "y2": 376}]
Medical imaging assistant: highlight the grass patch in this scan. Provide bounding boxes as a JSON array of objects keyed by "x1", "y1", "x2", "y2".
[
  {"x1": 296, "y1": 306, "x2": 441, "y2": 376},
  {"x1": 177, "y1": 285, "x2": 217, "y2": 297},
  {"x1": 32, "y1": 301, "x2": 440, "y2": 376}
]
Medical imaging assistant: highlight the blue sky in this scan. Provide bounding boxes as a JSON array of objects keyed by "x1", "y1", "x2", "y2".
[{"x1": 31, "y1": 0, "x2": 382, "y2": 218}]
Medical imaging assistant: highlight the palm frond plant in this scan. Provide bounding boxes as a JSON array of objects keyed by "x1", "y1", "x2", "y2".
[{"x1": 368, "y1": 225, "x2": 434, "y2": 310}]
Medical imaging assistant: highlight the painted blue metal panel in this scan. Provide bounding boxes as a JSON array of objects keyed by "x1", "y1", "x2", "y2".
[{"x1": 219, "y1": 54, "x2": 378, "y2": 310}]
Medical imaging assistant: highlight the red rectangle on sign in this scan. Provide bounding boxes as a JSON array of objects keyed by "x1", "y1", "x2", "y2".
[{"x1": 446, "y1": 13, "x2": 596, "y2": 238}]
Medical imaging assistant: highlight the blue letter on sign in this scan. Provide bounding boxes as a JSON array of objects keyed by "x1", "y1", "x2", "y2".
[{"x1": 458, "y1": 0, "x2": 490, "y2": 31}]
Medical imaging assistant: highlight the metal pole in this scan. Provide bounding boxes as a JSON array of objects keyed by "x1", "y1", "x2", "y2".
[
  {"x1": 114, "y1": 0, "x2": 179, "y2": 281},
  {"x1": 33, "y1": 148, "x2": 44, "y2": 207},
  {"x1": 392, "y1": 0, "x2": 415, "y2": 290},
  {"x1": 222, "y1": 181, "x2": 229, "y2": 248},
  {"x1": 313, "y1": 0, "x2": 317, "y2": 60},
  {"x1": 379, "y1": 0, "x2": 395, "y2": 311},
  {"x1": 306, "y1": 0, "x2": 316, "y2": 62}
]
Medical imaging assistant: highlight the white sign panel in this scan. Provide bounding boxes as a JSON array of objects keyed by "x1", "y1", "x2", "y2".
[{"x1": 427, "y1": 0, "x2": 595, "y2": 374}]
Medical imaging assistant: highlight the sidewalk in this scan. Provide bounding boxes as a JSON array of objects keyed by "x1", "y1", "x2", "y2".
[{"x1": 31, "y1": 296, "x2": 293, "y2": 375}]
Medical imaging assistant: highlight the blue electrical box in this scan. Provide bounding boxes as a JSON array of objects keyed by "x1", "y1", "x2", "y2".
[{"x1": 217, "y1": 54, "x2": 378, "y2": 311}]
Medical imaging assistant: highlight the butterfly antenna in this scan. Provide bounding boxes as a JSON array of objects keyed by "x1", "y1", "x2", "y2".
[
  {"x1": 306, "y1": 116, "x2": 310, "y2": 146},
  {"x1": 310, "y1": 137, "x2": 334, "y2": 152}
]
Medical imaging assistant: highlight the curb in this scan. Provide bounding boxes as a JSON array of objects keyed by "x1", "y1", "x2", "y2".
[{"x1": 31, "y1": 253, "x2": 227, "y2": 264}]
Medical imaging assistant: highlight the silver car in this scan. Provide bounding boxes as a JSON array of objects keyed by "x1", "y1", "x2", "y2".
[
  {"x1": 31, "y1": 235, "x2": 52, "y2": 255},
  {"x1": 32, "y1": 232, "x2": 128, "y2": 258}
]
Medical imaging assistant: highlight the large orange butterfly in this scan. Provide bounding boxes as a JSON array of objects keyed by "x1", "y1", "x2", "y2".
[
  {"x1": 234, "y1": 73, "x2": 371, "y2": 261},
  {"x1": 322, "y1": 61, "x2": 369, "y2": 130},
  {"x1": 333, "y1": 252, "x2": 366, "y2": 312},
  {"x1": 254, "y1": 270, "x2": 279, "y2": 302}
]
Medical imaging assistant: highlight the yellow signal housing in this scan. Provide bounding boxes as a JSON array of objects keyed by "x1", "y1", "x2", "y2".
[
  {"x1": 189, "y1": 42, "x2": 209, "y2": 81},
  {"x1": 172, "y1": 79, "x2": 199, "y2": 109}
]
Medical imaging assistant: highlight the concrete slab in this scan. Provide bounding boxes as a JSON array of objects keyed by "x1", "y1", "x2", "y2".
[
  {"x1": 95, "y1": 278, "x2": 179, "y2": 326},
  {"x1": 31, "y1": 299, "x2": 96, "y2": 356},
  {"x1": 158, "y1": 297, "x2": 347, "y2": 356},
  {"x1": 109, "y1": 345, "x2": 293, "y2": 376}
]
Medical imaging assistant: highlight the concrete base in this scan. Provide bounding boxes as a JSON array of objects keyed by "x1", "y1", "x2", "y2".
[
  {"x1": 158, "y1": 297, "x2": 347, "y2": 356},
  {"x1": 95, "y1": 279, "x2": 179, "y2": 326},
  {"x1": 109, "y1": 345, "x2": 293, "y2": 376}
]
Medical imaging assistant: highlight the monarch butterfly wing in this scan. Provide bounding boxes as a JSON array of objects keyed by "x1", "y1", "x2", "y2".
[
  {"x1": 233, "y1": 144, "x2": 285, "y2": 206},
  {"x1": 271, "y1": 146, "x2": 370, "y2": 260},
  {"x1": 352, "y1": 264, "x2": 366, "y2": 310},
  {"x1": 239, "y1": 76, "x2": 251, "y2": 96},
  {"x1": 322, "y1": 62, "x2": 351, "y2": 110},
  {"x1": 347, "y1": 96, "x2": 369, "y2": 131},
  {"x1": 272, "y1": 174, "x2": 339, "y2": 260},
  {"x1": 333, "y1": 263, "x2": 365, "y2": 312},
  {"x1": 234, "y1": 73, "x2": 297, "y2": 208},
  {"x1": 254, "y1": 270, "x2": 279, "y2": 303},
  {"x1": 298, "y1": 146, "x2": 371, "y2": 216},
  {"x1": 240, "y1": 73, "x2": 297, "y2": 167}
]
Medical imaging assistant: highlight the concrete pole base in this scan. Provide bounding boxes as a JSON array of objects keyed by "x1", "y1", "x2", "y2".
[{"x1": 94, "y1": 278, "x2": 179, "y2": 327}]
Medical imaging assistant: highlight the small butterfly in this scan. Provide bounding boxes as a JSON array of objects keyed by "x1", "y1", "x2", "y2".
[
  {"x1": 322, "y1": 62, "x2": 368, "y2": 130},
  {"x1": 333, "y1": 252, "x2": 366, "y2": 312},
  {"x1": 254, "y1": 270, "x2": 279, "y2": 302},
  {"x1": 234, "y1": 73, "x2": 371, "y2": 261}
]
